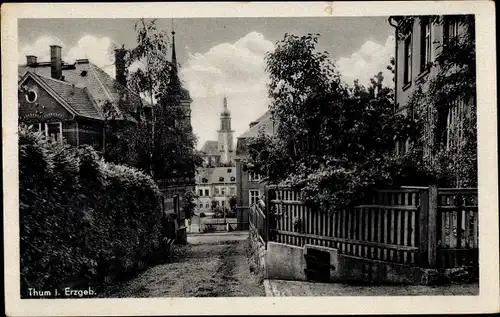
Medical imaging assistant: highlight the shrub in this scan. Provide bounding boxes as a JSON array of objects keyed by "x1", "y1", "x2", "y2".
[
  {"x1": 199, "y1": 212, "x2": 206, "y2": 218},
  {"x1": 19, "y1": 127, "x2": 163, "y2": 297}
]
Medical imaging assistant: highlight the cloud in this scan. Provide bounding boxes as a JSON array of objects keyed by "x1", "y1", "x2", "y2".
[
  {"x1": 336, "y1": 36, "x2": 395, "y2": 87},
  {"x1": 19, "y1": 35, "x2": 115, "y2": 77},
  {"x1": 180, "y1": 32, "x2": 275, "y2": 149}
]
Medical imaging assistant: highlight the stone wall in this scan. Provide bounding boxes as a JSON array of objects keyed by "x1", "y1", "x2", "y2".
[
  {"x1": 248, "y1": 229, "x2": 266, "y2": 277},
  {"x1": 262, "y1": 241, "x2": 442, "y2": 285}
]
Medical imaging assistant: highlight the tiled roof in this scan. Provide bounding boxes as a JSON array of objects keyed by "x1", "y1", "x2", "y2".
[
  {"x1": 18, "y1": 61, "x2": 150, "y2": 121},
  {"x1": 238, "y1": 111, "x2": 274, "y2": 139},
  {"x1": 236, "y1": 110, "x2": 275, "y2": 158},
  {"x1": 37, "y1": 75, "x2": 102, "y2": 120},
  {"x1": 200, "y1": 140, "x2": 219, "y2": 156},
  {"x1": 196, "y1": 166, "x2": 236, "y2": 185}
]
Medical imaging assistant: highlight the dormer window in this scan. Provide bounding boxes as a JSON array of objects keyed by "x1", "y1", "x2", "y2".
[
  {"x1": 80, "y1": 70, "x2": 88, "y2": 77},
  {"x1": 26, "y1": 90, "x2": 37, "y2": 103},
  {"x1": 219, "y1": 177, "x2": 224, "y2": 182},
  {"x1": 230, "y1": 176, "x2": 235, "y2": 182}
]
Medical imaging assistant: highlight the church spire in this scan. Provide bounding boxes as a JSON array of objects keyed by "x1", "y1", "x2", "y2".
[{"x1": 169, "y1": 18, "x2": 180, "y2": 87}]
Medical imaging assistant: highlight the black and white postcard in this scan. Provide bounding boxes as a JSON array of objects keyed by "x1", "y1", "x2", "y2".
[{"x1": 2, "y1": 1, "x2": 498, "y2": 316}]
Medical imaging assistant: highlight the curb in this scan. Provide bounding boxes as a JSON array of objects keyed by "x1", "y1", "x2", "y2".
[{"x1": 263, "y1": 280, "x2": 274, "y2": 297}]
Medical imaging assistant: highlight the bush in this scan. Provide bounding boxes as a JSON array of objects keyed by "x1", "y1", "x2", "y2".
[
  {"x1": 199, "y1": 212, "x2": 206, "y2": 218},
  {"x1": 19, "y1": 127, "x2": 163, "y2": 297}
]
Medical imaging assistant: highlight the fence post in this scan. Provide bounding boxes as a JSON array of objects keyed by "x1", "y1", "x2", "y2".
[
  {"x1": 265, "y1": 186, "x2": 272, "y2": 249},
  {"x1": 427, "y1": 185, "x2": 438, "y2": 269},
  {"x1": 418, "y1": 188, "x2": 429, "y2": 267}
]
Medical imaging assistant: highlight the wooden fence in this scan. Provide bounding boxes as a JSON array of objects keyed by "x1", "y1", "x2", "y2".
[{"x1": 262, "y1": 185, "x2": 478, "y2": 269}]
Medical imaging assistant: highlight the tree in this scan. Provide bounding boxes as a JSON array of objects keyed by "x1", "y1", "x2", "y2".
[
  {"x1": 247, "y1": 33, "x2": 426, "y2": 212},
  {"x1": 228, "y1": 195, "x2": 237, "y2": 211},
  {"x1": 103, "y1": 18, "x2": 202, "y2": 183},
  {"x1": 210, "y1": 198, "x2": 217, "y2": 211},
  {"x1": 182, "y1": 190, "x2": 198, "y2": 219}
]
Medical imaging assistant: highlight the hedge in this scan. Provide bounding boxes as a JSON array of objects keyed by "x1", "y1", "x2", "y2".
[{"x1": 19, "y1": 127, "x2": 164, "y2": 297}]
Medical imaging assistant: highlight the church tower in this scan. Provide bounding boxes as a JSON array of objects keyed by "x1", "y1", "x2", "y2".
[
  {"x1": 168, "y1": 22, "x2": 193, "y2": 126},
  {"x1": 217, "y1": 96, "x2": 234, "y2": 164}
]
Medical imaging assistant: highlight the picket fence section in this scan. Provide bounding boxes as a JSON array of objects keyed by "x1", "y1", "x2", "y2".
[
  {"x1": 256, "y1": 185, "x2": 479, "y2": 269},
  {"x1": 436, "y1": 188, "x2": 479, "y2": 268}
]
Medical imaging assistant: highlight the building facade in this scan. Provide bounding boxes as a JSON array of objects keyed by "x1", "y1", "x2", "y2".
[
  {"x1": 195, "y1": 166, "x2": 237, "y2": 213},
  {"x1": 390, "y1": 15, "x2": 473, "y2": 160},
  {"x1": 234, "y1": 111, "x2": 275, "y2": 208},
  {"x1": 194, "y1": 97, "x2": 238, "y2": 214},
  {"x1": 18, "y1": 45, "x2": 148, "y2": 152}
]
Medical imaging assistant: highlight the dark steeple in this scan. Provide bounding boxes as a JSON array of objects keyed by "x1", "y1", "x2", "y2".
[
  {"x1": 169, "y1": 19, "x2": 180, "y2": 87},
  {"x1": 166, "y1": 19, "x2": 191, "y2": 102}
]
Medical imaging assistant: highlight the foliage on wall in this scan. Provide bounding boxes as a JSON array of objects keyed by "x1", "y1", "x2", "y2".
[{"x1": 401, "y1": 15, "x2": 477, "y2": 187}]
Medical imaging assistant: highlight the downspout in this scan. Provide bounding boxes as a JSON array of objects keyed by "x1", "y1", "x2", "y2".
[{"x1": 388, "y1": 16, "x2": 398, "y2": 112}]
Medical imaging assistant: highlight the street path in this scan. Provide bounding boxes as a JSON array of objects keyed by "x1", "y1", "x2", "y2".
[
  {"x1": 101, "y1": 231, "x2": 265, "y2": 297},
  {"x1": 264, "y1": 279, "x2": 479, "y2": 296}
]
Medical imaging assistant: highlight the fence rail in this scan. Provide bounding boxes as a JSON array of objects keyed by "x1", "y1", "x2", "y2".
[{"x1": 266, "y1": 185, "x2": 478, "y2": 269}]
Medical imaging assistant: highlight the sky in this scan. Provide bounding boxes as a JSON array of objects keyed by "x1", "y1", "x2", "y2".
[{"x1": 18, "y1": 18, "x2": 395, "y2": 149}]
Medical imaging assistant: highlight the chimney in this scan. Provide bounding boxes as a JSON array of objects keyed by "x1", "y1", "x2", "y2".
[
  {"x1": 115, "y1": 46, "x2": 127, "y2": 87},
  {"x1": 50, "y1": 45, "x2": 62, "y2": 80},
  {"x1": 26, "y1": 55, "x2": 38, "y2": 66}
]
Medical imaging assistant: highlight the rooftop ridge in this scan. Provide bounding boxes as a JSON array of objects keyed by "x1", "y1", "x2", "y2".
[{"x1": 37, "y1": 73, "x2": 78, "y2": 87}]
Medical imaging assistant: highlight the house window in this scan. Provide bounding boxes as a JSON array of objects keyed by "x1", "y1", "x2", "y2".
[
  {"x1": 446, "y1": 98, "x2": 465, "y2": 151},
  {"x1": 227, "y1": 168, "x2": 232, "y2": 173},
  {"x1": 204, "y1": 189, "x2": 209, "y2": 196},
  {"x1": 229, "y1": 186, "x2": 236, "y2": 196},
  {"x1": 420, "y1": 17, "x2": 432, "y2": 73},
  {"x1": 205, "y1": 203, "x2": 209, "y2": 208},
  {"x1": 249, "y1": 190, "x2": 260, "y2": 206},
  {"x1": 25, "y1": 90, "x2": 38, "y2": 103},
  {"x1": 248, "y1": 172, "x2": 261, "y2": 182},
  {"x1": 403, "y1": 34, "x2": 412, "y2": 85},
  {"x1": 29, "y1": 122, "x2": 42, "y2": 133},
  {"x1": 230, "y1": 176, "x2": 235, "y2": 182},
  {"x1": 45, "y1": 122, "x2": 63, "y2": 143},
  {"x1": 221, "y1": 187, "x2": 225, "y2": 196},
  {"x1": 199, "y1": 189, "x2": 203, "y2": 196},
  {"x1": 219, "y1": 177, "x2": 224, "y2": 182},
  {"x1": 199, "y1": 203, "x2": 203, "y2": 208},
  {"x1": 222, "y1": 201, "x2": 225, "y2": 207},
  {"x1": 215, "y1": 187, "x2": 220, "y2": 196},
  {"x1": 202, "y1": 178, "x2": 208, "y2": 183},
  {"x1": 444, "y1": 16, "x2": 460, "y2": 44}
]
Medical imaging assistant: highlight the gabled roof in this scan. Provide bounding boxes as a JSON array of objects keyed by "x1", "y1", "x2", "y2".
[
  {"x1": 196, "y1": 166, "x2": 236, "y2": 185},
  {"x1": 238, "y1": 110, "x2": 274, "y2": 139},
  {"x1": 19, "y1": 71, "x2": 80, "y2": 118},
  {"x1": 200, "y1": 140, "x2": 219, "y2": 156},
  {"x1": 38, "y1": 74, "x2": 102, "y2": 120},
  {"x1": 235, "y1": 110, "x2": 275, "y2": 158},
  {"x1": 18, "y1": 60, "x2": 149, "y2": 121}
]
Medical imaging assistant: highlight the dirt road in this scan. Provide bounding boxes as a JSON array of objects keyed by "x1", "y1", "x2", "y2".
[{"x1": 101, "y1": 232, "x2": 265, "y2": 297}]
